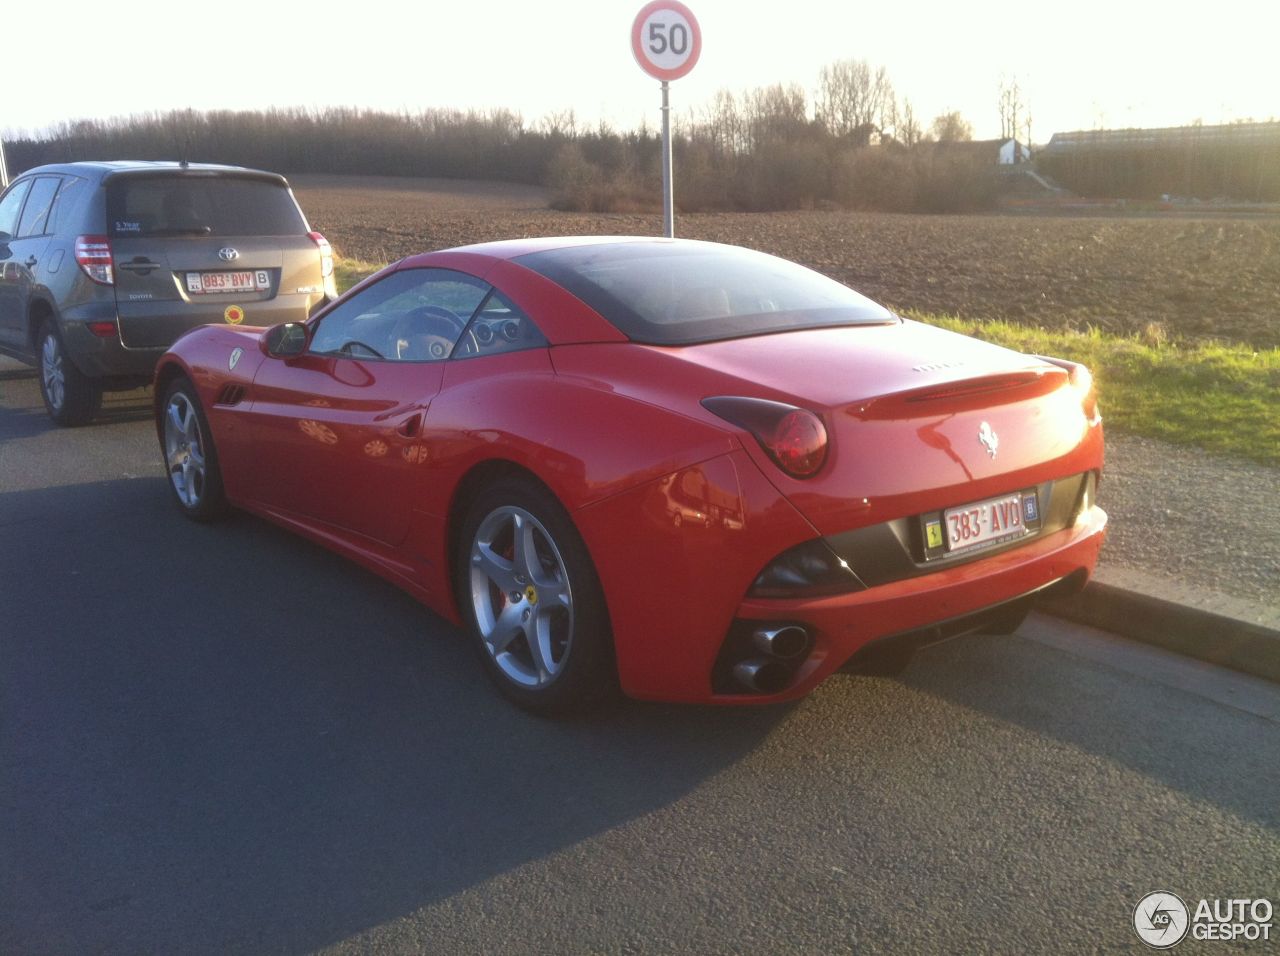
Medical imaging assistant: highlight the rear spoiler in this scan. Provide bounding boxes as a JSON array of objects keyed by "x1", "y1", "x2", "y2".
[{"x1": 101, "y1": 167, "x2": 289, "y2": 187}]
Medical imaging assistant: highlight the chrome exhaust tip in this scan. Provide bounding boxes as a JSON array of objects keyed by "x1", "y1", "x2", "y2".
[
  {"x1": 733, "y1": 658, "x2": 790, "y2": 694},
  {"x1": 753, "y1": 624, "x2": 810, "y2": 660}
]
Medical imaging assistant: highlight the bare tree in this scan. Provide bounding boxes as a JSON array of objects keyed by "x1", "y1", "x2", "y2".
[
  {"x1": 931, "y1": 111, "x2": 974, "y2": 142},
  {"x1": 896, "y1": 98, "x2": 924, "y2": 146},
  {"x1": 816, "y1": 59, "x2": 893, "y2": 138},
  {"x1": 704, "y1": 88, "x2": 745, "y2": 155},
  {"x1": 999, "y1": 75, "x2": 1031, "y2": 160},
  {"x1": 998, "y1": 76, "x2": 1026, "y2": 140},
  {"x1": 743, "y1": 83, "x2": 809, "y2": 150},
  {"x1": 537, "y1": 109, "x2": 578, "y2": 139}
]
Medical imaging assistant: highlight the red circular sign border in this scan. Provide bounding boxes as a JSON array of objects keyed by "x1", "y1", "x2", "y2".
[{"x1": 631, "y1": 0, "x2": 702, "y2": 82}]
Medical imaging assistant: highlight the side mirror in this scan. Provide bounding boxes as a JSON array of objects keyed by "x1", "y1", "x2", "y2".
[{"x1": 265, "y1": 322, "x2": 309, "y2": 358}]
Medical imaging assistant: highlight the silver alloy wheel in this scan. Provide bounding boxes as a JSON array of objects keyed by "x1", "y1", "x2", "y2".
[
  {"x1": 164, "y1": 391, "x2": 207, "y2": 509},
  {"x1": 40, "y1": 333, "x2": 65, "y2": 412},
  {"x1": 469, "y1": 505, "x2": 574, "y2": 688}
]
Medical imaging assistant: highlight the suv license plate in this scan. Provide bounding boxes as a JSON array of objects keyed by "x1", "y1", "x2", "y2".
[
  {"x1": 944, "y1": 492, "x2": 1031, "y2": 554},
  {"x1": 187, "y1": 270, "x2": 269, "y2": 294}
]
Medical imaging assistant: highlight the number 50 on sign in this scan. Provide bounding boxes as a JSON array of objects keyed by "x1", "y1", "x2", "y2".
[{"x1": 631, "y1": 0, "x2": 702, "y2": 81}]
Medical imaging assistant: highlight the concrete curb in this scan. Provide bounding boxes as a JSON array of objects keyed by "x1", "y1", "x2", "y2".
[{"x1": 1041, "y1": 578, "x2": 1280, "y2": 683}]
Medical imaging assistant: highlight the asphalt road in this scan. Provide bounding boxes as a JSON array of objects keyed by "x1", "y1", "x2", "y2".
[{"x1": 2, "y1": 359, "x2": 1278, "y2": 955}]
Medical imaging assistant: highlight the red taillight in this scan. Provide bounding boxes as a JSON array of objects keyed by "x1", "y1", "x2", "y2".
[
  {"x1": 87, "y1": 321, "x2": 117, "y2": 338},
  {"x1": 75, "y1": 235, "x2": 114, "y2": 285},
  {"x1": 309, "y1": 231, "x2": 334, "y2": 278},
  {"x1": 702, "y1": 396, "x2": 829, "y2": 478}
]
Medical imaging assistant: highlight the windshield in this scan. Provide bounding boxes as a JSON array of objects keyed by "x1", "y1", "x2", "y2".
[
  {"x1": 106, "y1": 175, "x2": 306, "y2": 238},
  {"x1": 515, "y1": 241, "x2": 896, "y2": 345}
]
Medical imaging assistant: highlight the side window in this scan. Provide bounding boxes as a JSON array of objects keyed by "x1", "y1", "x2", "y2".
[
  {"x1": 17, "y1": 177, "x2": 61, "y2": 238},
  {"x1": 309, "y1": 268, "x2": 489, "y2": 362},
  {"x1": 45, "y1": 177, "x2": 83, "y2": 235},
  {"x1": 453, "y1": 290, "x2": 548, "y2": 359},
  {"x1": 0, "y1": 179, "x2": 32, "y2": 239}
]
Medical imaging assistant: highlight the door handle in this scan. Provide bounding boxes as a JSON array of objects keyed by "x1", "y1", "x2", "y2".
[
  {"x1": 24, "y1": 256, "x2": 37, "y2": 269},
  {"x1": 396, "y1": 413, "x2": 422, "y2": 438}
]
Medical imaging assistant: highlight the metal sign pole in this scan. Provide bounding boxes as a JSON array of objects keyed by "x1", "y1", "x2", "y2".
[
  {"x1": 632, "y1": 1, "x2": 700, "y2": 237},
  {"x1": 661, "y1": 80, "x2": 674, "y2": 238}
]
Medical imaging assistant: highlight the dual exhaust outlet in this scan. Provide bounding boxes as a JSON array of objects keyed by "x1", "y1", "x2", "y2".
[{"x1": 733, "y1": 625, "x2": 811, "y2": 694}]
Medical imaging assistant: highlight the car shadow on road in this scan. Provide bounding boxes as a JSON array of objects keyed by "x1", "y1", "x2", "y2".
[
  {"x1": 882, "y1": 629, "x2": 1280, "y2": 831},
  {"x1": 0, "y1": 478, "x2": 788, "y2": 956},
  {"x1": 0, "y1": 386, "x2": 153, "y2": 442}
]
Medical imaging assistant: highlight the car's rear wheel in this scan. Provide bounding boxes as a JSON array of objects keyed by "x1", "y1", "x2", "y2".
[
  {"x1": 38, "y1": 323, "x2": 101, "y2": 426},
  {"x1": 457, "y1": 477, "x2": 616, "y2": 714},
  {"x1": 160, "y1": 378, "x2": 229, "y2": 521}
]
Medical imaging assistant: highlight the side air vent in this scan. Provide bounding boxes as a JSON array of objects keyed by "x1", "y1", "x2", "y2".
[{"x1": 214, "y1": 384, "x2": 247, "y2": 406}]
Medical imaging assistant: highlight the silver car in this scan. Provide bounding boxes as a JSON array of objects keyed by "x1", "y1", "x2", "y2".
[{"x1": 0, "y1": 161, "x2": 337, "y2": 424}]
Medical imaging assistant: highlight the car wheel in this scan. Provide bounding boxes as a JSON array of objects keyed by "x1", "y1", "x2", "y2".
[
  {"x1": 160, "y1": 377, "x2": 229, "y2": 521},
  {"x1": 457, "y1": 477, "x2": 616, "y2": 714},
  {"x1": 38, "y1": 323, "x2": 101, "y2": 426}
]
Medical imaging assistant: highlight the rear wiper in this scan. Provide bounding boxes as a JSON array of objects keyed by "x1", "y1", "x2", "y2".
[{"x1": 146, "y1": 226, "x2": 213, "y2": 236}]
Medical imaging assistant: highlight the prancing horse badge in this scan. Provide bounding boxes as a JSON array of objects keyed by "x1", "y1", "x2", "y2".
[{"x1": 978, "y1": 421, "x2": 999, "y2": 459}]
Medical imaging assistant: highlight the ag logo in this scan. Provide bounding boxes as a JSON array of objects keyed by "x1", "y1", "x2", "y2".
[{"x1": 1133, "y1": 891, "x2": 1190, "y2": 948}]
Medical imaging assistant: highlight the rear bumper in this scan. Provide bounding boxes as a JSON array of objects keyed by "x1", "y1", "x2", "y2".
[
  {"x1": 708, "y1": 504, "x2": 1107, "y2": 704},
  {"x1": 579, "y1": 446, "x2": 1107, "y2": 705},
  {"x1": 59, "y1": 305, "x2": 163, "y2": 381},
  {"x1": 59, "y1": 295, "x2": 314, "y2": 382}
]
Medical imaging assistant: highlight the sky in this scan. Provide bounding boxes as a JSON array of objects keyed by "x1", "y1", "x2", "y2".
[{"x1": 3, "y1": 0, "x2": 1277, "y2": 143}]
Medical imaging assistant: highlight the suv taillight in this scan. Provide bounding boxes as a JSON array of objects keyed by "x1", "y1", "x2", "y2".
[
  {"x1": 309, "y1": 231, "x2": 334, "y2": 278},
  {"x1": 75, "y1": 235, "x2": 114, "y2": 285}
]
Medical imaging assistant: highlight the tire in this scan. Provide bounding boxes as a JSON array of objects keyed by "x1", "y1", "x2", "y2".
[
  {"x1": 38, "y1": 323, "x2": 101, "y2": 426},
  {"x1": 456, "y1": 477, "x2": 617, "y2": 714},
  {"x1": 159, "y1": 377, "x2": 229, "y2": 522}
]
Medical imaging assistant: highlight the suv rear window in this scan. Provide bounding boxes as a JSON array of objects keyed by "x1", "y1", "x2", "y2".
[{"x1": 106, "y1": 175, "x2": 306, "y2": 238}]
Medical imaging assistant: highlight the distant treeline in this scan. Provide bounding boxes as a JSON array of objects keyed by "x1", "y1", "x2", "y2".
[
  {"x1": 1038, "y1": 133, "x2": 1280, "y2": 201},
  {"x1": 5, "y1": 94, "x2": 1000, "y2": 214}
]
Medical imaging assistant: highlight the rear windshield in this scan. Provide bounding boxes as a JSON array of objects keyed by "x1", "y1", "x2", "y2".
[
  {"x1": 515, "y1": 241, "x2": 895, "y2": 345},
  {"x1": 106, "y1": 175, "x2": 306, "y2": 238}
]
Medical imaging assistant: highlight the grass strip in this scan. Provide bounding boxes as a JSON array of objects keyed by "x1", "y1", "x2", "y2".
[
  {"x1": 335, "y1": 258, "x2": 384, "y2": 293},
  {"x1": 911, "y1": 312, "x2": 1279, "y2": 467}
]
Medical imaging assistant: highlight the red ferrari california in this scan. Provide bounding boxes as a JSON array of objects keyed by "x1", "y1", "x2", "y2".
[{"x1": 154, "y1": 237, "x2": 1106, "y2": 711}]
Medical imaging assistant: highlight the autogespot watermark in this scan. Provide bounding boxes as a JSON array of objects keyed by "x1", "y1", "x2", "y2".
[{"x1": 1133, "y1": 891, "x2": 1274, "y2": 948}]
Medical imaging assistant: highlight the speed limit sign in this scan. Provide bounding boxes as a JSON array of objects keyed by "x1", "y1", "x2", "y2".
[{"x1": 631, "y1": 0, "x2": 702, "y2": 81}]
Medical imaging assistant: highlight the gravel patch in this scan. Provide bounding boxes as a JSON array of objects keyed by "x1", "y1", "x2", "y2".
[{"x1": 1099, "y1": 431, "x2": 1280, "y2": 609}]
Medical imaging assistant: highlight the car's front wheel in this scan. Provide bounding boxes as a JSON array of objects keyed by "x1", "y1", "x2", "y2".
[
  {"x1": 457, "y1": 477, "x2": 616, "y2": 714},
  {"x1": 38, "y1": 323, "x2": 101, "y2": 426},
  {"x1": 160, "y1": 378, "x2": 229, "y2": 521}
]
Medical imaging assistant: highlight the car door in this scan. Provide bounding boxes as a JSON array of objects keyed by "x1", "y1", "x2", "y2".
[
  {"x1": 245, "y1": 267, "x2": 490, "y2": 546},
  {"x1": 0, "y1": 177, "x2": 35, "y2": 347}
]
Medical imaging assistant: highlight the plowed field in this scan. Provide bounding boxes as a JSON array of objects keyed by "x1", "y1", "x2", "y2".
[{"x1": 293, "y1": 175, "x2": 1280, "y2": 348}]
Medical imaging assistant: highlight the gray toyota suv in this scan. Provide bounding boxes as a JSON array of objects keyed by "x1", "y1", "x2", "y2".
[{"x1": 0, "y1": 161, "x2": 336, "y2": 424}]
